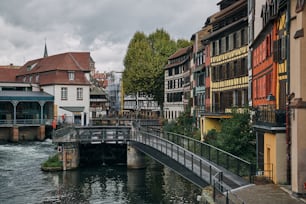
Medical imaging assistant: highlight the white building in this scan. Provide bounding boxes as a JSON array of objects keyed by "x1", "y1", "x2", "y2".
[{"x1": 16, "y1": 52, "x2": 94, "y2": 126}]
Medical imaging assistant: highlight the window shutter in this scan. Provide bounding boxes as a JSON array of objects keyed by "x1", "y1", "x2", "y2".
[
  {"x1": 216, "y1": 41, "x2": 219, "y2": 55},
  {"x1": 237, "y1": 59, "x2": 242, "y2": 76},
  {"x1": 279, "y1": 80, "x2": 286, "y2": 110},
  {"x1": 244, "y1": 28, "x2": 248, "y2": 45},
  {"x1": 236, "y1": 31, "x2": 241, "y2": 48},
  {"x1": 221, "y1": 37, "x2": 226, "y2": 53},
  {"x1": 229, "y1": 34, "x2": 234, "y2": 50},
  {"x1": 273, "y1": 40, "x2": 278, "y2": 62},
  {"x1": 281, "y1": 35, "x2": 287, "y2": 60}
]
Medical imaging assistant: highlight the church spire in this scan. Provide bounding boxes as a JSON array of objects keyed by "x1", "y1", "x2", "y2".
[{"x1": 43, "y1": 39, "x2": 48, "y2": 58}]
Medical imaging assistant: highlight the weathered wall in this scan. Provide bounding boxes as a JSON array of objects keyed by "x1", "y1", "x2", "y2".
[{"x1": 0, "y1": 127, "x2": 11, "y2": 141}]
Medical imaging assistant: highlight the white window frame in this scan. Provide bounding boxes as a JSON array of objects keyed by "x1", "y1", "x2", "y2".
[
  {"x1": 61, "y1": 87, "x2": 68, "y2": 100},
  {"x1": 68, "y1": 71, "x2": 75, "y2": 80},
  {"x1": 77, "y1": 87, "x2": 83, "y2": 100}
]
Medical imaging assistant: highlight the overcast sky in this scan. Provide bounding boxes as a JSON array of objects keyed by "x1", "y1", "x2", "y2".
[{"x1": 0, "y1": 0, "x2": 219, "y2": 72}]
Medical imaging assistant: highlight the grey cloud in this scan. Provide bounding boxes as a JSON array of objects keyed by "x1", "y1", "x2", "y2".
[{"x1": 0, "y1": 0, "x2": 219, "y2": 71}]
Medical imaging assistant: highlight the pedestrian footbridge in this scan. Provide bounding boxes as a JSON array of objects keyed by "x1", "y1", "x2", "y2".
[{"x1": 53, "y1": 121, "x2": 254, "y2": 202}]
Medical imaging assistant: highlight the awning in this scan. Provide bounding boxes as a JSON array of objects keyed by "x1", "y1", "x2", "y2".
[
  {"x1": 0, "y1": 90, "x2": 54, "y2": 101},
  {"x1": 59, "y1": 106, "x2": 84, "y2": 112}
]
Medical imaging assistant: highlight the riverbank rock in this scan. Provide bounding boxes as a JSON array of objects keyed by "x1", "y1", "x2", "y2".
[{"x1": 41, "y1": 166, "x2": 63, "y2": 172}]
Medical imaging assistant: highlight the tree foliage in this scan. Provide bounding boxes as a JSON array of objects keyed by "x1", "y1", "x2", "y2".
[
  {"x1": 123, "y1": 29, "x2": 191, "y2": 108},
  {"x1": 123, "y1": 31, "x2": 153, "y2": 94},
  {"x1": 163, "y1": 105, "x2": 201, "y2": 140},
  {"x1": 206, "y1": 109, "x2": 256, "y2": 162}
]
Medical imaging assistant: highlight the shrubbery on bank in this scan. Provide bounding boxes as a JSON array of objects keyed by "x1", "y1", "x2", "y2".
[{"x1": 41, "y1": 153, "x2": 62, "y2": 171}]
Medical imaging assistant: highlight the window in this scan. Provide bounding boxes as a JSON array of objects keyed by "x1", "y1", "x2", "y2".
[
  {"x1": 77, "y1": 88, "x2": 83, "y2": 100},
  {"x1": 68, "y1": 71, "x2": 75, "y2": 80},
  {"x1": 168, "y1": 69, "x2": 173, "y2": 76},
  {"x1": 226, "y1": 63, "x2": 230, "y2": 79},
  {"x1": 218, "y1": 39, "x2": 222, "y2": 54},
  {"x1": 35, "y1": 75, "x2": 39, "y2": 82},
  {"x1": 266, "y1": 72, "x2": 272, "y2": 97},
  {"x1": 273, "y1": 35, "x2": 287, "y2": 63},
  {"x1": 212, "y1": 41, "x2": 216, "y2": 56},
  {"x1": 175, "y1": 67, "x2": 179, "y2": 75},
  {"x1": 61, "y1": 87, "x2": 68, "y2": 100},
  {"x1": 266, "y1": 35, "x2": 271, "y2": 57}
]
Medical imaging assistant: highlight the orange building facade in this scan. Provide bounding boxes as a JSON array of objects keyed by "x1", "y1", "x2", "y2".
[{"x1": 251, "y1": 0, "x2": 288, "y2": 184}]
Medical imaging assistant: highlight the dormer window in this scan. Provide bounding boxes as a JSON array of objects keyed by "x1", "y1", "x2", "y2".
[
  {"x1": 68, "y1": 71, "x2": 75, "y2": 80},
  {"x1": 27, "y1": 63, "x2": 37, "y2": 71}
]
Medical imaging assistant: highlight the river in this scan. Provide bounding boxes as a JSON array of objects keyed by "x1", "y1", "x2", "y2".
[{"x1": 0, "y1": 140, "x2": 201, "y2": 204}]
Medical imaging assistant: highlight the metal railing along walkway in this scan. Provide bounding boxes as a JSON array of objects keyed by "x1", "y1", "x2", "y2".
[
  {"x1": 143, "y1": 127, "x2": 253, "y2": 185},
  {"x1": 130, "y1": 127, "x2": 223, "y2": 189}
]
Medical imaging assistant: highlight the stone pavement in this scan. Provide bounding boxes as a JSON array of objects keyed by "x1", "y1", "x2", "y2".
[{"x1": 232, "y1": 184, "x2": 306, "y2": 204}]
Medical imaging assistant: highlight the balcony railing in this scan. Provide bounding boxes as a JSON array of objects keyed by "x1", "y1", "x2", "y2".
[{"x1": 253, "y1": 108, "x2": 286, "y2": 127}]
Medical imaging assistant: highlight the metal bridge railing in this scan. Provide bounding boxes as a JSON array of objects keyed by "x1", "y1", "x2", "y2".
[
  {"x1": 135, "y1": 127, "x2": 249, "y2": 204},
  {"x1": 212, "y1": 173, "x2": 246, "y2": 204},
  {"x1": 53, "y1": 126, "x2": 132, "y2": 144},
  {"x1": 143, "y1": 127, "x2": 253, "y2": 184},
  {"x1": 75, "y1": 126, "x2": 131, "y2": 143},
  {"x1": 131, "y1": 128, "x2": 225, "y2": 189}
]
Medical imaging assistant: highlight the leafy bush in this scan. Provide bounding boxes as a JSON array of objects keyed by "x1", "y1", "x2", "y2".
[{"x1": 42, "y1": 154, "x2": 62, "y2": 168}]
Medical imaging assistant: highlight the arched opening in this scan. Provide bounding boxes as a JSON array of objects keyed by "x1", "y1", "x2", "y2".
[
  {"x1": 16, "y1": 102, "x2": 40, "y2": 123},
  {"x1": 0, "y1": 102, "x2": 13, "y2": 123}
]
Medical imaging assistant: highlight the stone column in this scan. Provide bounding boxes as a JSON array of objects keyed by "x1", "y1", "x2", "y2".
[
  {"x1": 127, "y1": 145, "x2": 145, "y2": 169},
  {"x1": 61, "y1": 143, "x2": 79, "y2": 171},
  {"x1": 11, "y1": 126, "x2": 19, "y2": 142}
]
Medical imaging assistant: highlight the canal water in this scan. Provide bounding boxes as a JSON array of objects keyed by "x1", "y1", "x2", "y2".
[{"x1": 0, "y1": 140, "x2": 201, "y2": 204}]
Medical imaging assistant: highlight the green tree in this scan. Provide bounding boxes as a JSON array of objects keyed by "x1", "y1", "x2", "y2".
[
  {"x1": 123, "y1": 31, "x2": 153, "y2": 94},
  {"x1": 163, "y1": 105, "x2": 199, "y2": 139},
  {"x1": 147, "y1": 29, "x2": 177, "y2": 107},
  {"x1": 206, "y1": 109, "x2": 256, "y2": 162},
  {"x1": 176, "y1": 39, "x2": 192, "y2": 48},
  {"x1": 123, "y1": 29, "x2": 190, "y2": 109}
]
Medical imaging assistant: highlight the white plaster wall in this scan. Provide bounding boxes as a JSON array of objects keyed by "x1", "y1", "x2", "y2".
[{"x1": 42, "y1": 84, "x2": 90, "y2": 125}]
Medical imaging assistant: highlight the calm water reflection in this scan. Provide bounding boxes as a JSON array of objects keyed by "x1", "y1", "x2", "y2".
[{"x1": 0, "y1": 140, "x2": 201, "y2": 204}]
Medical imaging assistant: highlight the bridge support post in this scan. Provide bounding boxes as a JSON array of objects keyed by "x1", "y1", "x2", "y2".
[
  {"x1": 59, "y1": 143, "x2": 79, "y2": 171},
  {"x1": 127, "y1": 145, "x2": 145, "y2": 169},
  {"x1": 37, "y1": 125, "x2": 45, "y2": 141}
]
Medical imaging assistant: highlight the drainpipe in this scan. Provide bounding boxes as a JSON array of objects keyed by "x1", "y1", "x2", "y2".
[{"x1": 285, "y1": 0, "x2": 291, "y2": 185}]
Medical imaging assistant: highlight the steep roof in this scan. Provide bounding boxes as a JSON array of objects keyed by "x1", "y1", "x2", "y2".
[
  {"x1": 17, "y1": 52, "x2": 92, "y2": 76},
  {"x1": 0, "y1": 66, "x2": 20, "y2": 82},
  {"x1": 168, "y1": 46, "x2": 192, "y2": 60}
]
